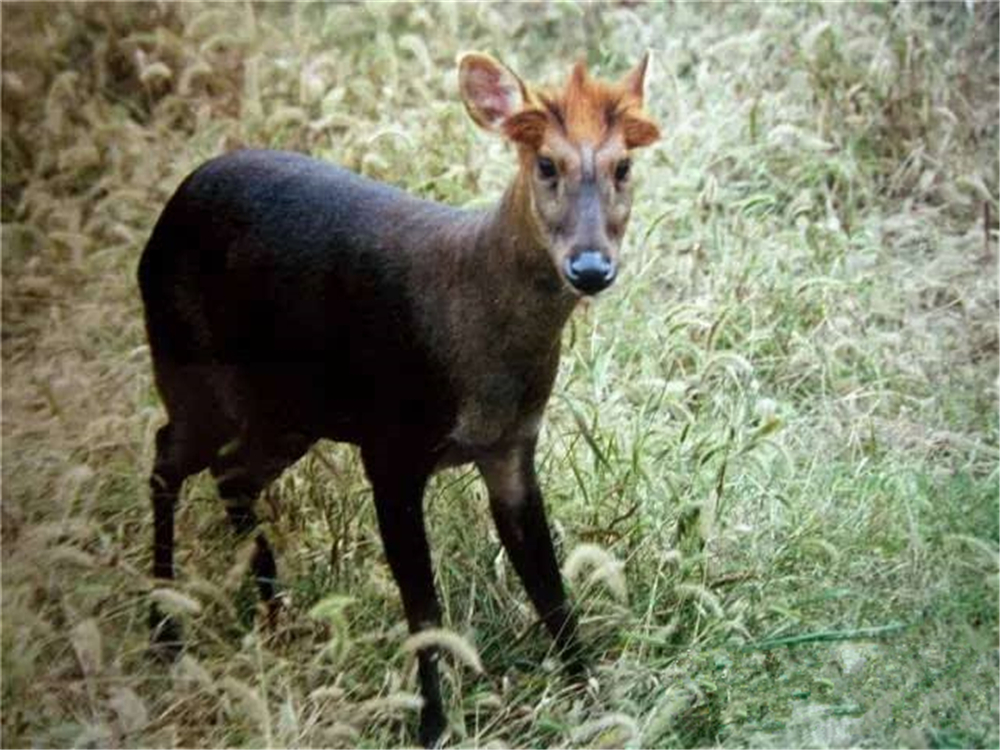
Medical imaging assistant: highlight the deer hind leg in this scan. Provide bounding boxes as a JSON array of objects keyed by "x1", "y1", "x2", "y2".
[
  {"x1": 149, "y1": 421, "x2": 216, "y2": 658},
  {"x1": 210, "y1": 430, "x2": 311, "y2": 624}
]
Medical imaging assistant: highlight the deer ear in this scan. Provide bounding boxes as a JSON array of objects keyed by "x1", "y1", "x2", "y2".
[
  {"x1": 503, "y1": 109, "x2": 548, "y2": 149},
  {"x1": 622, "y1": 111, "x2": 660, "y2": 149},
  {"x1": 458, "y1": 52, "x2": 528, "y2": 133},
  {"x1": 620, "y1": 51, "x2": 650, "y2": 106}
]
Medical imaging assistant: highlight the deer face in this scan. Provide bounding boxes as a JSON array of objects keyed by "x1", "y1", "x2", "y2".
[{"x1": 459, "y1": 53, "x2": 660, "y2": 296}]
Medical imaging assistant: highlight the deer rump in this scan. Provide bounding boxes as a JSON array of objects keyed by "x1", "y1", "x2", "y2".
[{"x1": 140, "y1": 149, "x2": 464, "y2": 447}]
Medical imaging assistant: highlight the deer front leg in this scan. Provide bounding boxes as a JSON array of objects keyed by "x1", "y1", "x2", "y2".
[
  {"x1": 477, "y1": 440, "x2": 581, "y2": 669},
  {"x1": 362, "y1": 448, "x2": 445, "y2": 747}
]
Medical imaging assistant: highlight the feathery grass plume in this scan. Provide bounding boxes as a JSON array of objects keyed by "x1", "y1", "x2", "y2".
[
  {"x1": 724, "y1": 617, "x2": 754, "y2": 643},
  {"x1": 58, "y1": 463, "x2": 96, "y2": 507},
  {"x1": 563, "y1": 543, "x2": 629, "y2": 601},
  {"x1": 150, "y1": 587, "x2": 203, "y2": 616},
  {"x1": 178, "y1": 59, "x2": 213, "y2": 96},
  {"x1": 70, "y1": 618, "x2": 103, "y2": 678},
  {"x1": 308, "y1": 594, "x2": 356, "y2": 624},
  {"x1": 108, "y1": 686, "x2": 149, "y2": 737},
  {"x1": 754, "y1": 397, "x2": 778, "y2": 424},
  {"x1": 700, "y1": 488, "x2": 718, "y2": 544},
  {"x1": 277, "y1": 694, "x2": 301, "y2": 747},
  {"x1": 185, "y1": 574, "x2": 237, "y2": 618},
  {"x1": 402, "y1": 628, "x2": 483, "y2": 674},
  {"x1": 138, "y1": 60, "x2": 173, "y2": 88},
  {"x1": 72, "y1": 723, "x2": 113, "y2": 749},
  {"x1": 398, "y1": 34, "x2": 433, "y2": 80},
  {"x1": 309, "y1": 594, "x2": 355, "y2": 664},
  {"x1": 359, "y1": 692, "x2": 426, "y2": 716},
  {"x1": 308, "y1": 685, "x2": 346, "y2": 703},
  {"x1": 801, "y1": 536, "x2": 841, "y2": 563},
  {"x1": 658, "y1": 615, "x2": 682, "y2": 640},
  {"x1": 223, "y1": 537, "x2": 257, "y2": 591},
  {"x1": 569, "y1": 712, "x2": 640, "y2": 748},
  {"x1": 674, "y1": 583, "x2": 725, "y2": 619},
  {"x1": 221, "y1": 676, "x2": 272, "y2": 744},
  {"x1": 661, "y1": 549, "x2": 683, "y2": 566},
  {"x1": 47, "y1": 545, "x2": 96, "y2": 568},
  {"x1": 184, "y1": 8, "x2": 230, "y2": 39},
  {"x1": 317, "y1": 723, "x2": 361, "y2": 747},
  {"x1": 641, "y1": 686, "x2": 694, "y2": 746},
  {"x1": 242, "y1": 54, "x2": 263, "y2": 122},
  {"x1": 172, "y1": 654, "x2": 216, "y2": 693},
  {"x1": 18, "y1": 519, "x2": 97, "y2": 549},
  {"x1": 945, "y1": 534, "x2": 1000, "y2": 569},
  {"x1": 589, "y1": 561, "x2": 629, "y2": 603},
  {"x1": 267, "y1": 105, "x2": 310, "y2": 131}
]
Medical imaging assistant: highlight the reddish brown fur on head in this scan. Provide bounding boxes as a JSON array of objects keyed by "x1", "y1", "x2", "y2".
[
  {"x1": 459, "y1": 53, "x2": 660, "y2": 296},
  {"x1": 507, "y1": 58, "x2": 660, "y2": 150},
  {"x1": 459, "y1": 52, "x2": 660, "y2": 152}
]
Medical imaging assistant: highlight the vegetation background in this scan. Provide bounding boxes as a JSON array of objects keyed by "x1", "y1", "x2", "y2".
[{"x1": 2, "y1": 2, "x2": 998, "y2": 748}]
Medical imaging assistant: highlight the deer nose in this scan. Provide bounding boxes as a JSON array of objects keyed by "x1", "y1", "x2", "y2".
[{"x1": 564, "y1": 250, "x2": 616, "y2": 295}]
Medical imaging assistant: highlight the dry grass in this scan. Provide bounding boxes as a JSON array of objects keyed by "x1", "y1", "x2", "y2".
[{"x1": 2, "y1": 2, "x2": 998, "y2": 748}]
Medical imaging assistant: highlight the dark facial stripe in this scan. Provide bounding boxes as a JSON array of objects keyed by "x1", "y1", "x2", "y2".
[{"x1": 541, "y1": 96, "x2": 565, "y2": 130}]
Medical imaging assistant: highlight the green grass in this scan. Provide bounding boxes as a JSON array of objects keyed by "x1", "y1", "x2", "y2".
[{"x1": 2, "y1": 2, "x2": 998, "y2": 748}]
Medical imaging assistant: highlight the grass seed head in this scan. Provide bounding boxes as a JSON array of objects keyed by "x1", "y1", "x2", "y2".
[{"x1": 402, "y1": 628, "x2": 484, "y2": 674}]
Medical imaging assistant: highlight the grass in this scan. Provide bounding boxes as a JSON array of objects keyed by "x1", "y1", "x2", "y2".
[{"x1": 2, "y1": 2, "x2": 998, "y2": 748}]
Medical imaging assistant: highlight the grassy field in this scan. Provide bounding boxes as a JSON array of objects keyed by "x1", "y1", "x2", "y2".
[{"x1": 2, "y1": 2, "x2": 998, "y2": 748}]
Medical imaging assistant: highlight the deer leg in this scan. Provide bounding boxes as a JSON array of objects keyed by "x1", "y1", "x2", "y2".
[
  {"x1": 148, "y1": 423, "x2": 197, "y2": 658},
  {"x1": 215, "y1": 467, "x2": 279, "y2": 614},
  {"x1": 362, "y1": 447, "x2": 445, "y2": 748},
  {"x1": 477, "y1": 441, "x2": 582, "y2": 670},
  {"x1": 211, "y1": 433, "x2": 308, "y2": 622}
]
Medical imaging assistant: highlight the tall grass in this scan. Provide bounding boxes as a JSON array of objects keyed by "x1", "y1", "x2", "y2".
[{"x1": 2, "y1": 2, "x2": 997, "y2": 748}]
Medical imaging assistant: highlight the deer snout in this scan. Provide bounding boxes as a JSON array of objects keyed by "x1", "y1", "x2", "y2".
[{"x1": 564, "y1": 249, "x2": 616, "y2": 295}]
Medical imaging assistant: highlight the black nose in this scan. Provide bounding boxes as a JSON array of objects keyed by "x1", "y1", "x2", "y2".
[{"x1": 564, "y1": 250, "x2": 616, "y2": 295}]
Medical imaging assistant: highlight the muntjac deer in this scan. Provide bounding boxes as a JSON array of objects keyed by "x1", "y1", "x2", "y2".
[{"x1": 139, "y1": 52, "x2": 659, "y2": 746}]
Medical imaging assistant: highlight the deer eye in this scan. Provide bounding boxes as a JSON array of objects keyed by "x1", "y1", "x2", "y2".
[
  {"x1": 614, "y1": 158, "x2": 631, "y2": 182},
  {"x1": 537, "y1": 156, "x2": 557, "y2": 180}
]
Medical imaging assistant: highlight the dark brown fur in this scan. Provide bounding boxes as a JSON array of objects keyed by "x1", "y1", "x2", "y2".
[{"x1": 140, "y1": 54, "x2": 659, "y2": 747}]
